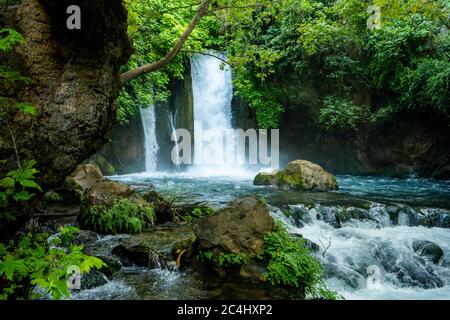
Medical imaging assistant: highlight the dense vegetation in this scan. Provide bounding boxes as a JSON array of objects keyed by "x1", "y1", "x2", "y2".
[{"x1": 119, "y1": 0, "x2": 449, "y2": 129}]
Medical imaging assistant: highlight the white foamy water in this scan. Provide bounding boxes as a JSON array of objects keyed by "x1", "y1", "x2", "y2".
[
  {"x1": 271, "y1": 208, "x2": 450, "y2": 300},
  {"x1": 190, "y1": 52, "x2": 251, "y2": 175},
  {"x1": 140, "y1": 105, "x2": 159, "y2": 172}
]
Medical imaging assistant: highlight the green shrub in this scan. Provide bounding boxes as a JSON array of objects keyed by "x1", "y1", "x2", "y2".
[
  {"x1": 80, "y1": 198, "x2": 155, "y2": 234},
  {"x1": 185, "y1": 206, "x2": 214, "y2": 222},
  {"x1": 319, "y1": 96, "x2": 373, "y2": 133},
  {"x1": 0, "y1": 160, "x2": 41, "y2": 224},
  {"x1": 0, "y1": 227, "x2": 106, "y2": 300},
  {"x1": 259, "y1": 226, "x2": 340, "y2": 300}
]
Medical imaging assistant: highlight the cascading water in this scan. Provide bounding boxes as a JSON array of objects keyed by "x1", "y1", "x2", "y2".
[
  {"x1": 168, "y1": 110, "x2": 181, "y2": 171},
  {"x1": 190, "y1": 53, "x2": 248, "y2": 176},
  {"x1": 140, "y1": 105, "x2": 159, "y2": 172}
]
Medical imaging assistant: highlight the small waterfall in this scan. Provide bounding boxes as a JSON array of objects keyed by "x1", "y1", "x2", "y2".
[
  {"x1": 190, "y1": 52, "x2": 246, "y2": 175},
  {"x1": 140, "y1": 105, "x2": 159, "y2": 172},
  {"x1": 168, "y1": 111, "x2": 181, "y2": 171}
]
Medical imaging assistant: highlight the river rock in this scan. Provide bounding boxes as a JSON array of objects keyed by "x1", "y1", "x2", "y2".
[
  {"x1": 254, "y1": 160, "x2": 338, "y2": 191},
  {"x1": 64, "y1": 164, "x2": 105, "y2": 199},
  {"x1": 81, "y1": 270, "x2": 108, "y2": 290},
  {"x1": 78, "y1": 180, "x2": 154, "y2": 233},
  {"x1": 81, "y1": 180, "x2": 147, "y2": 208},
  {"x1": 413, "y1": 240, "x2": 444, "y2": 264},
  {"x1": 111, "y1": 224, "x2": 196, "y2": 268},
  {"x1": 74, "y1": 230, "x2": 99, "y2": 245},
  {"x1": 194, "y1": 196, "x2": 274, "y2": 258}
]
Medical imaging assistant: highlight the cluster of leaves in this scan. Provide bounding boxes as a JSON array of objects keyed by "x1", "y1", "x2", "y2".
[
  {"x1": 0, "y1": 160, "x2": 41, "y2": 224},
  {"x1": 0, "y1": 227, "x2": 106, "y2": 300},
  {"x1": 185, "y1": 206, "x2": 214, "y2": 222},
  {"x1": 80, "y1": 198, "x2": 155, "y2": 234},
  {"x1": 258, "y1": 225, "x2": 340, "y2": 300},
  {"x1": 198, "y1": 249, "x2": 247, "y2": 267}
]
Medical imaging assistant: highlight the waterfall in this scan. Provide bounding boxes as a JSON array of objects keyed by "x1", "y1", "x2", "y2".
[
  {"x1": 168, "y1": 110, "x2": 181, "y2": 171},
  {"x1": 140, "y1": 105, "x2": 159, "y2": 172},
  {"x1": 190, "y1": 52, "x2": 246, "y2": 175}
]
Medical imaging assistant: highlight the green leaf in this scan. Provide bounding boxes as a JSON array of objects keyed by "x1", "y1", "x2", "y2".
[
  {"x1": 16, "y1": 103, "x2": 37, "y2": 116},
  {"x1": 0, "y1": 256, "x2": 27, "y2": 280},
  {"x1": 0, "y1": 177, "x2": 15, "y2": 188},
  {"x1": 13, "y1": 190, "x2": 35, "y2": 202}
]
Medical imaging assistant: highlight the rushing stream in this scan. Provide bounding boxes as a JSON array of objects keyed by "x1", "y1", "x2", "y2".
[
  {"x1": 74, "y1": 52, "x2": 450, "y2": 300},
  {"x1": 71, "y1": 172, "x2": 450, "y2": 300}
]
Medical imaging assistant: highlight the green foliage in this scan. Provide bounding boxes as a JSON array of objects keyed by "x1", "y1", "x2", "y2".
[
  {"x1": 0, "y1": 227, "x2": 106, "y2": 300},
  {"x1": 185, "y1": 206, "x2": 214, "y2": 222},
  {"x1": 259, "y1": 226, "x2": 340, "y2": 300},
  {"x1": 197, "y1": 249, "x2": 247, "y2": 267},
  {"x1": 319, "y1": 96, "x2": 373, "y2": 132},
  {"x1": 0, "y1": 160, "x2": 42, "y2": 223},
  {"x1": 216, "y1": 252, "x2": 247, "y2": 267},
  {"x1": 81, "y1": 198, "x2": 155, "y2": 234}
]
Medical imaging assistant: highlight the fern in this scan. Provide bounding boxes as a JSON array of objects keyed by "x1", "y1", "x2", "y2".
[
  {"x1": 80, "y1": 198, "x2": 155, "y2": 234},
  {"x1": 259, "y1": 225, "x2": 341, "y2": 300}
]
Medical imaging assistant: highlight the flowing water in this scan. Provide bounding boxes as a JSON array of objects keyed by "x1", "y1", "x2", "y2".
[
  {"x1": 168, "y1": 110, "x2": 181, "y2": 171},
  {"x1": 90, "y1": 172, "x2": 449, "y2": 300},
  {"x1": 190, "y1": 53, "x2": 247, "y2": 175},
  {"x1": 140, "y1": 105, "x2": 158, "y2": 172},
  {"x1": 77, "y1": 53, "x2": 450, "y2": 300}
]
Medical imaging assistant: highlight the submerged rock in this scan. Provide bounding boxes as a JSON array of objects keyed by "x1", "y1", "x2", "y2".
[
  {"x1": 194, "y1": 196, "x2": 274, "y2": 258},
  {"x1": 413, "y1": 240, "x2": 444, "y2": 264},
  {"x1": 111, "y1": 224, "x2": 196, "y2": 268},
  {"x1": 254, "y1": 160, "x2": 338, "y2": 192}
]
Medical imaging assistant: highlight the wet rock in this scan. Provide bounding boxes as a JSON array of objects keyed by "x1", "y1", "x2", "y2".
[
  {"x1": 254, "y1": 160, "x2": 338, "y2": 192},
  {"x1": 413, "y1": 241, "x2": 444, "y2": 264},
  {"x1": 253, "y1": 171, "x2": 279, "y2": 186},
  {"x1": 111, "y1": 224, "x2": 196, "y2": 268},
  {"x1": 417, "y1": 209, "x2": 450, "y2": 229},
  {"x1": 74, "y1": 230, "x2": 99, "y2": 245},
  {"x1": 64, "y1": 164, "x2": 104, "y2": 199},
  {"x1": 194, "y1": 196, "x2": 274, "y2": 258},
  {"x1": 81, "y1": 270, "x2": 108, "y2": 290},
  {"x1": 142, "y1": 191, "x2": 176, "y2": 223}
]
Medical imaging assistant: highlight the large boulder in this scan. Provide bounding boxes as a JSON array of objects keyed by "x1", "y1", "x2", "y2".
[
  {"x1": 64, "y1": 164, "x2": 104, "y2": 199},
  {"x1": 194, "y1": 196, "x2": 274, "y2": 259},
  {"x1": 254, "y1": 160, "x2": 339, "y2": 191}
]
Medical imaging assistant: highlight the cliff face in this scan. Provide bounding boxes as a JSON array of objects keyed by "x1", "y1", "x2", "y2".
[
  {"x1": 233, "y1": 80, "x2": 450, "y2": 179},
  {"x1": 0, "y1": 0, "x2": 132, "y2": 188}
]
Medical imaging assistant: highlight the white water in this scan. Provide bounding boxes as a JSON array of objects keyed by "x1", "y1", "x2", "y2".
[
  {"x1": 271, "y1": 207, "x2": 450, "y2": 300},
  {"x1": 168, "y1": 110, "x2": 181, "y2": 171},
  {"x1": 190, "y1": 53, "x2": 250, "y2": 176},
  {"x1": 140, "y1": 105, "x2": 159, "y2": 172}
]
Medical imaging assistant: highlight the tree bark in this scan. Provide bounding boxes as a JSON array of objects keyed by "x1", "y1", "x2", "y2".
[{"x1": 120, "y1": 0, "x2": 211, "y2": 84}]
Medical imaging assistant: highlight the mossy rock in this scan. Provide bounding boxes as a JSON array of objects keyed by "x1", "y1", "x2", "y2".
[
  {"x1": 254, "y1": 160, "x2": 339, "y2": 192},
  {"x1": 79, "y1": 180, "x2": 155, "y2": 234}
]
